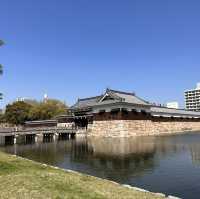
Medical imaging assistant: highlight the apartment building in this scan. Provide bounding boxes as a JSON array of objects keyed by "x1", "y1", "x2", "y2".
[{"x1": 185, "y1": 83, "x2": 200, "y2": 111}]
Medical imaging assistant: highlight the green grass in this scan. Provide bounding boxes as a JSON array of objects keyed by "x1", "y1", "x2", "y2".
[{"x1": 0, "y1": 151, "x2": 166, "y2": 199}]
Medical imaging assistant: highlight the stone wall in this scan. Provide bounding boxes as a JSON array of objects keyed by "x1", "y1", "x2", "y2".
[{"x1": 88, "y1": 120, "x2": 200, "y2": 137}]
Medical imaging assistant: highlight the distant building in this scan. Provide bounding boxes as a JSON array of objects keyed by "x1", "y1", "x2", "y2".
[
  {"x1": 16, "y1": 97, "x2": 35, "y2": 104},
  {"x1": 16, "y1": 97, "x2": 26, "y2": 102},
  {"x1": 44, "y1": 93, "x2": 48, "y2": 103},
  {"x1": 166, "y1": 102, "x2": 179, "y2": 109},
  {"x1": 185, "y1": 83, "x2": 200, "y2": 111}
]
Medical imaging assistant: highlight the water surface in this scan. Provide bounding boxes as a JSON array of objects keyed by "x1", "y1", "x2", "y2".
[{"x1": 1, "y1": 133, "x2": 200, "y2": 199}]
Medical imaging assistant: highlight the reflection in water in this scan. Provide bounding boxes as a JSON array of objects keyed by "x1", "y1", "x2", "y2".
[
  {"x1": 1, "y1": 133, "x2": 200, "y2": 199},
  {"x1": 190, "y1": 144, "x2": 200, "y2": 166},
  {"x1": 88, "y1": 137, "x2": 156, "y2": 157},
  {"x1": 71, "y1": 137, "x2": 157, "y2": 182}
]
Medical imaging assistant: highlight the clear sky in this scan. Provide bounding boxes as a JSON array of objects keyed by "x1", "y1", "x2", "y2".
[{"x1": 1, "y1": 0, "x2": 200, "y2": 108}]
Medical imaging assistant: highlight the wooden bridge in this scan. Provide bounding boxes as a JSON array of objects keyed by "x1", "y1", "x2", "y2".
[{"x1": 0, "y1": 127, "x2": 86, "y2": 145}]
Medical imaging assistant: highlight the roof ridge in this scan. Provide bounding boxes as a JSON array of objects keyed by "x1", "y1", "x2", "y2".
[
  {"x1": 107, "y1": 89, "x2": 135, "y2": 96},
  {"x1": 133, "y1": 94, "x2": 150, "y2": 105},
  {"x1": 107, "y1": 89, "x2": 150, "y2": 105},
  {"x1": 78, "y1": 95, "x2": 103, "y2": 101},
  {"x1": 151, "y1": 105, "x2": 196, "y2": 112}
]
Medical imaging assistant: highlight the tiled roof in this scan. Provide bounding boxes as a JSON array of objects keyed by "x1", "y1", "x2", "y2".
[
  {"x1": 71, "y1": 89, "x2": 200, "y2": 117},
  {"x1": 108, "y1": 89, "x2": 149, "y2": 105},
  {"x1": 151, "y1": 106, "x2": 200, "y2": 117},
  {"x1": 71, "y1": 95, "x2": 103, "y2": 109},
  {"x1": 71, "y1": 89, "x2": 150, "y2": 109}
]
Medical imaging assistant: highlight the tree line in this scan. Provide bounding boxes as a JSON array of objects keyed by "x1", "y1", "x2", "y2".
[{"x1": 0, "y1": 99, "x2": 68, "y2": 125}]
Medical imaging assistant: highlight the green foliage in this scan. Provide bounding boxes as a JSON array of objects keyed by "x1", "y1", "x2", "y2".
[
  {"x1": 4, "y1": 101, "x2": 32, "y2": 125},
  {"x1": 29, "y1": 99, "x2": 67, "y2": 120},
  {"x1": 0, "y1": 151, "x2": 164, "y2": 199},
  {"x1": 24, "y1": 99, "x2": 39, "y2": 106},
  {"x1": 4, "y1": 99, "x2": 68, "y2": 125},
  {"x1": 0, "y1": 113, "x2": 6, "y2": 123}
]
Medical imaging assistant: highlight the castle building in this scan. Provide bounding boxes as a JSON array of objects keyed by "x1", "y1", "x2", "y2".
[{"x1": 25, "y1": 89, "x2": 200, "y2": 137}]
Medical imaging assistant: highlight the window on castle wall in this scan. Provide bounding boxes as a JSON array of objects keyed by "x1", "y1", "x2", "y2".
[
  {"x1": 110, "y1": 109, "x2": 120, "y2": 120},
  {"x1": 109, "y1": 114, "x2": 116, "y2": 120},
  {"x1": 159, "y1": 116, "x2": 163, "y2": 120},
  {"x1": 121, "y1": 108, "x2": 128, "y2": 115},
  {"x1": 121, "y1": 109, "x2": 129, "y2": 119},
  {"x1": 111, "y1": 108, "x2": 120, "y2": 114},
  {"x1": 141, "y1": 110, "x2": 147, "y2": 115},
  {"x1": 132, "y1": 109, "x2": 138, "y2": 114},
  {"x1": 99, "y1": 110, "x2": 105, "y2": 115}
]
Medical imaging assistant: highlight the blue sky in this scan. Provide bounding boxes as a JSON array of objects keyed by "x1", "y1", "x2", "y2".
[{"x1": 1, "y1": 0, "x2": 200, "y2": 108}]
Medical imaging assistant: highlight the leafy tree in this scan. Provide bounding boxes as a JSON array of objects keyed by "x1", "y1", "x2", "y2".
[
  {"x1": 29, "y1": 99, "x2": 67, "y2": 120},
  {"x1": 24, "y1": 99, "x2": 39, "y2": 106},
  {"x1": 4, "y1": 101, "x2": 32, "y2": 125},
  {"x1": 4, "y1": 99, "x2": 68, "y2": 125},
  {"x1": 0, "y1": 113, "x2": 6, "y2": 123}
]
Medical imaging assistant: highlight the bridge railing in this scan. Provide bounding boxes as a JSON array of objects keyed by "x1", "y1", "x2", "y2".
[
  {"x1": 0, "y1": 125, "x2": 88, "y2": 136},
  {"x1": 0, "y1": 126, "x2": 77, "y2": 135}
]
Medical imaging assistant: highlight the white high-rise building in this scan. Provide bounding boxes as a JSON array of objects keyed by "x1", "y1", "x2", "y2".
[
  {"x1": 185, "y1": 83, "x2": 200, "y2": 111},
  {"x1": 166, "y1": 102, "x2": 179, "y2": 109},
  {"x1": 44, "y1": 93, "x2": 48, "y2": 102}
]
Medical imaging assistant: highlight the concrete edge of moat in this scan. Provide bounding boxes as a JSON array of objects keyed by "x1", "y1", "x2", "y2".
[{"x1": 11, "y1": 153, "x2": 182, "y2": 199}]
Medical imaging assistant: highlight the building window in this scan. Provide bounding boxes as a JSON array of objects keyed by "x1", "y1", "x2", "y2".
[
  {"x1": 121, "y1": 108, "x2": 128, "y2": 114},
  {"x1": 111, "y1": 108, "x2": 120, "y2": 114},
  {"x1": 141, "y1": 110, "x2": 147, "y2": 115},
  {"x1": 132, "y1": 109, "x2": 138, "y2": 114},
  {"x1": 99, "y1": 110, "x2": 105, "y2": 115}
]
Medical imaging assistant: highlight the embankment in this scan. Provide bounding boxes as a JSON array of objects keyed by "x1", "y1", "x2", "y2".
[{"x1": 0, "y1": 151, "x2": 167, "y2": 199}]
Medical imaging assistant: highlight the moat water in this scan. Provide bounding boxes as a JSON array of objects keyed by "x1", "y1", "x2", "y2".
[{"x1": 1, "y1": 133, "x2": 200, "y2": 199}]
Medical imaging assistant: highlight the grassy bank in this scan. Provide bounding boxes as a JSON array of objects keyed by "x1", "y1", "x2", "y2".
[{"x1": 0, "y1": 151, "x2": 165, "y2": 199}]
